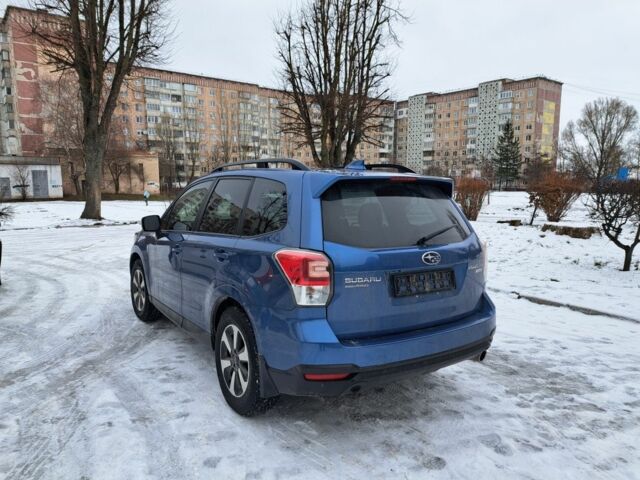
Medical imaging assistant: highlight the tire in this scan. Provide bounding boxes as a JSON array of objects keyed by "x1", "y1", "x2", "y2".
[
  {"x1": 130, "y1": 259, "x2": 161, "y2": 323},
  {"x1": 214, "y1": 306, "x2": 277, "y2": 416}
]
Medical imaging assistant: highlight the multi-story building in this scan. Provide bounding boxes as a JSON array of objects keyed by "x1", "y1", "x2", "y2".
[
  {"x1": 0, "y1": 5, "x2": 395, "y2": 192},
  {"x1": 393, "y1": 100, "x2": 408, "y2": 165},
  {"x1": 0, "y1": 6, "x2": 561, "y2": 196},
  {"x1": 398, "y1": 77, "x2": 562, "y2": 176}
]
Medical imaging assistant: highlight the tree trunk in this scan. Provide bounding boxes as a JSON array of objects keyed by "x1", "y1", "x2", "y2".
[
  {"x1": 81, "y1": 136, "x2": 105, "y2": 219},
  {"x1": 529, "y1": 205, "x2": 538, "y2": 226},
  {"x1": 72, "y1": 175, "x2": 82, "y2": 196},
  {"x1": 623, "y1": 246, "x2": 634, "y2": 272}
]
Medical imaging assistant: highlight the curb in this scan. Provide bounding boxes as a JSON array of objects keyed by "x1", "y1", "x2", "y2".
[{"x1": 488, "y1": 287, "x2": 640, "y2": 325}]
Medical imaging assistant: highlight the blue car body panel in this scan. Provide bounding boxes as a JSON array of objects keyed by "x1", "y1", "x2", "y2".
[{"x1": 132, "y1": 166, "x2": 496, "y2": 396}]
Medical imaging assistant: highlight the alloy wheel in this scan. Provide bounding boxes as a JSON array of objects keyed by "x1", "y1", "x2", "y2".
[
  {"x1": 219, "y1": 324, "x2": 250, "y2": 397},
  {"x1": 132, "y1": 268, "x2": 146, "y2": 313}
]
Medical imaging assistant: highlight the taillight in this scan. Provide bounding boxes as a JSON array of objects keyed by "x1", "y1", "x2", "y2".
[{"x1": 274, "y1": 249, "x2": 332, "y2": 306}]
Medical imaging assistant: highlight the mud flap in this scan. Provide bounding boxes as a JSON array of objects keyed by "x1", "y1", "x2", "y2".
[{"x1": 258, "y1": 355, "x2": 279, "y2": 398}]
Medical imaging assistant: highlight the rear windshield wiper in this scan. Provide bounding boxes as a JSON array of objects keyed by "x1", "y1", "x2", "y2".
[{"x1": 416, "y1": 224, "x2": 458, "y2": 246}]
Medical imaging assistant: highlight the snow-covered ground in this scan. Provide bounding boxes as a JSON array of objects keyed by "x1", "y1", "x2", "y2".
[
  {"x1": 0, "y1": 200, "x2": 170, "y2": 230},
  {"x1": 0, "y1": 194, "x2": 639, "y2": 479},
  {"x1": 475, "y1": 192, "x2": 640, "y2": 319}
]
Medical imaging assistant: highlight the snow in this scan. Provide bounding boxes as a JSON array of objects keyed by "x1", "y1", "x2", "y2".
[
  {"x1": 0, "y1": 194, "x2": 639, "y2": 479},
  {"x1": 0, "y1": 200, "x2": 168, "y2": 230},
  {"x1": 474, "y1": 192, "x2": 640, "y2": 319}
]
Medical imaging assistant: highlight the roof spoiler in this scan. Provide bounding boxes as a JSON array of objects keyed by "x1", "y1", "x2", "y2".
[{"x1": 344, "y1": 159, "x2": 416, "y2": 174}]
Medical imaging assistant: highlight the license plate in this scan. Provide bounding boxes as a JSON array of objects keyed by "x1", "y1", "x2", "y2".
[{"x1": 392, "y1": 269, "x2": 455, "y2": 297}]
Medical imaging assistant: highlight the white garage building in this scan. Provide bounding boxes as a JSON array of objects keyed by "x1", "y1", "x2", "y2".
[{"x1": 0, "y1": 156, "x2": 63, "y2": 200}]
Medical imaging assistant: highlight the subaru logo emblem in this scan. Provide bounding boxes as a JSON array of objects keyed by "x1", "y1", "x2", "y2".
[{"x1": 422, "y1": 251, "x2": 441, "y2": 265}]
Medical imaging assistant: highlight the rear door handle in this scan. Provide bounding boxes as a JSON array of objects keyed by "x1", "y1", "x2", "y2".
[{"x1": 214, "y1": 248, "x2": 229, "y2": 262}]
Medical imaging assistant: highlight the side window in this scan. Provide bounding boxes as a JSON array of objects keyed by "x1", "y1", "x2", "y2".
[
  {"x1": 242, "y1": 178, "x2": 287, "y2": 236},
  {"x1": 199, "y1": 178, "x2": 251, "y2": 235},
  {"x1": 162, "y1": 181, "x2": 212, "y2": 231}
]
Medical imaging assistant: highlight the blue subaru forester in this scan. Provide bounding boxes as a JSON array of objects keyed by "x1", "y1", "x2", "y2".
[{"x1": 130, "y1": 159, "x2": 496, "y2": 415}]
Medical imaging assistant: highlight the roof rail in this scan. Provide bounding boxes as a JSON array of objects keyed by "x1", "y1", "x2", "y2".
[
  {"x1": 211, "y1": 158, "x2": 310, "y2": 173},
  {"x1": 344, "y1": 159, "x2": 416, "y2": 174}
]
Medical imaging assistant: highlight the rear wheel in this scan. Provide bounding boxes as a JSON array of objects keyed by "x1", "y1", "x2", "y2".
[
  {"x1": 130, "y1": 259, "x2": 160, "y2": 322},
  {"x1": 214, "y1": 306, "x2": 277, "y2": 416}
]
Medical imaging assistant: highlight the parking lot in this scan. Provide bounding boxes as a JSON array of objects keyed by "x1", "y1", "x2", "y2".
[{"x1": 0, "y1": 197, "x2": 639, "y2": 479}]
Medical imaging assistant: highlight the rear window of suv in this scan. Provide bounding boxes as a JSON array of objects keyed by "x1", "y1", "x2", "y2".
[{"x1": 322, "y1": 180, "x2": 470, "y2": 248}]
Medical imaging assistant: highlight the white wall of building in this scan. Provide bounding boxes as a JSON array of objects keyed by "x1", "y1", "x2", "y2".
[{"x1": 0, "y1": 162, "x2": 63, "y2": 200}]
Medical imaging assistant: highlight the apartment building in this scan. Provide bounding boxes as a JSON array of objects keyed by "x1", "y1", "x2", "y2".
[
  {"x1": 0, "y1": 6, "x2": 395, "y2": 191},
  {"x1": 124, "y1": 68, "x2": 291, "y2": 185},
  {"x1": 399, "y1": 77, "x2": 562, "y2": 176},
  {"x1": 0, "y1": 6, "x2": 561, "y2": 193}
]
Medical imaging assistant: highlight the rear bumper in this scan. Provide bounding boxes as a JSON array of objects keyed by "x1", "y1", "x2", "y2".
[
  {"x1": 257, "y1": 293, "x2": 496, "y2": 397},
  {"x1": 266, "y1": 334, "x2": 493, "y2": 396}
]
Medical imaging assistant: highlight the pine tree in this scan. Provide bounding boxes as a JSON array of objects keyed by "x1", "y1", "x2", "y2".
[{"x1": 493, "y1": 120, "x2": 522, "y2": 190}]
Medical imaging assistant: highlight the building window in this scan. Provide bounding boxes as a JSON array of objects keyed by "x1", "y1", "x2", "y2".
[{"x1": 528, "y1": 89, "x2": 534, "y2": 97}]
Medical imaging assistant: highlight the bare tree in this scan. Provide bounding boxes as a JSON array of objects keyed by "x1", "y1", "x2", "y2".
[
  {"x1": 476, "y1": 155, "x2": 495, "y2": 205},
  {"x1": 11, "y1": 164, "x2": 30, "y2": 200},
  {"x1": 29, "y1": 1, "x2": 171, "y2": 219},
  {"x1": 105, "y1": 157, "x2": 129, "y2": 193},
  {"x1": 562, "y1": 98, "x2": 640, "y2": 271},
  {"x1": 155, "y1": 112, "x2": 180, "y2": 192},
  {"x1": 275, "y1": 0, "x2": 405, "y2": 168},
  {"x1": 561, "y1": 98, "x2": 637, "y2": 183},
  {"x1": 593, "y1": 180, "x2": 640, "y2": 271},
  {"x1": 0, "y1": 201, "x2": 14, "y2": 223},
  {"x1": 184, "y1": 113, "x2": 206, "y2": 183},
  {"x1": 203, "y1": 144, "x2": 225, "y2": 172},
  {"x1": 41, "y1": 72, "x2": 135, "y2": 195},
  {"x1": 216, "y1": 98, "x2": 236, "y2": 163},
  {"x1": 40, "y1": 72, "x2": 85, "y2": 195}
]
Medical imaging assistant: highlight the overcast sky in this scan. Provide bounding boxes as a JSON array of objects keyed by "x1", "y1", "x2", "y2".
[{"x1": 4, "y1": 0, "x2": 640, "y2": 129}]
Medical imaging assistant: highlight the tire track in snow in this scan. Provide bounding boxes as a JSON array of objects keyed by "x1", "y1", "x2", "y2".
[
  {"x1": 0, "y1": 259, "x2": 112, "y2": 377},
  {"x1": 105, "y1": 373, "x2": 189, "y2": 479}
]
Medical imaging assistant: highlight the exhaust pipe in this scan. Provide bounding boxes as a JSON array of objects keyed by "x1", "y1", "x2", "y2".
[{"x1": 474, "y1": 350, "x2": 487, "y2": 362}]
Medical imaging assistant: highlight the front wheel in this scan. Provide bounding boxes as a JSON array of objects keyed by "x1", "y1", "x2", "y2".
[
  {"x1": 130, "y1": 259, "x2": 160, "y2": 322},
  {"x1": 214, "y1": 306, "x2": 277, "y2": 416}
]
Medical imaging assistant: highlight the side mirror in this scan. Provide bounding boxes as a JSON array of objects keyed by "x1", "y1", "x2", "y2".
[{"x1": 141, "y1": 215, "x2": 161, "y2": 232}]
